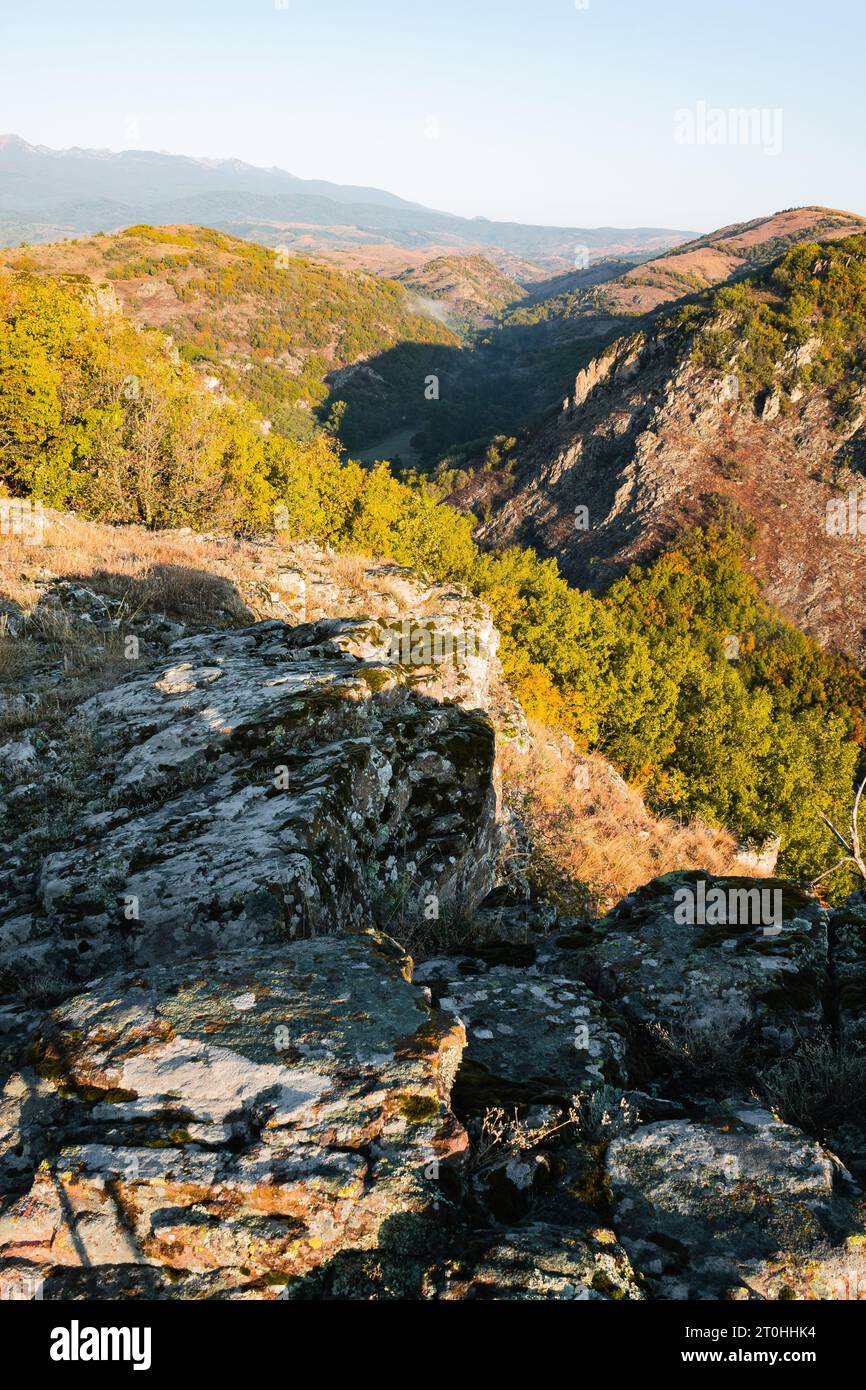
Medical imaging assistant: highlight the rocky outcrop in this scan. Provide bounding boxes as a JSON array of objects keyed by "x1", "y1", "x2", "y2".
[
  {"x1": 3, "y1": 842, "x2": 866, "y2": 1300},
  {"x1": 440, "y1": 1222, "x2": 642, "y2": 1300},
  {"x1": 574, "y1": 872, "x2": 830, "y2": 1072},
  {"x1": 415, "y1": 945, "x2": 628, "y2": 1096},
  {"x1": 2, "y1": 559, "x2": 866, "y2": 1300},
  {"x1": 831, "y1": 892, "x2": 866, "y2": 1048},
  {"x1": 1, "y1": 609, "x2": 509, "y2": 984}
]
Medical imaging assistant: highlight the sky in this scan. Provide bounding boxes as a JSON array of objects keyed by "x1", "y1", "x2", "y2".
[{"x1": 2, "y1": 0, "x2": 864, "y2": 233}]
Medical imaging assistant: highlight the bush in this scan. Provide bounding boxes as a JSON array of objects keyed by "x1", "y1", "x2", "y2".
[{"x1": 760, "y1": 1036, "x2": 866, "y2": 1138}]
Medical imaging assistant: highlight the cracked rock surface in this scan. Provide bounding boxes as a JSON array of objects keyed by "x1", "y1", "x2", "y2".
[
  {"x1": 607, "y1": 1112, "x2": 866, "y2": 1300},
  {"x1": 1, "y1": 619, "x2": 502, "y2": 982},
  {"x1": 574, "y1": 871, "x2": 831, "y2": 1069},
  {"x1": 0, "y1": 931, "x2": 466, "y2": 1300}
]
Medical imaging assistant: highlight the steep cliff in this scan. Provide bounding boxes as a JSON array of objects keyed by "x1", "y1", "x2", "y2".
[{"x1": 457, "y1": 233, "x2": 866, "y2": 663}]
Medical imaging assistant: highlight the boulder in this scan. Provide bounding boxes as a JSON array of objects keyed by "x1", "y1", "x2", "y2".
[
  {"x1": 0, "y1": 736, "x2": 37, "y2": 772},
  {"x1": 415, "y1": 951, "x2": 627, "y2": 1098},
  {"x1": 607, "y1": 1111, "x2": 866, "y2": 1300},
  {"x1": 576, "y1": 872, "x2": 830, "y2": 1077},
  {"x1": 439, "y1": 1221, "x2": 642, "y2": 1300},
  {"x1": 0, "y1": 931, "x2": 467, "y2": 1300}
]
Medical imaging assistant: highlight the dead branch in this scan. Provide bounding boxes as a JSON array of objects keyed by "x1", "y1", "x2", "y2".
[{"x1": 813, "y1": 773, "x2": 866, "y2": 889}]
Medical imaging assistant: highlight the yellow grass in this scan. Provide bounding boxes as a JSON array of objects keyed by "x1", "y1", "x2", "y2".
[
  {"x1": 501, "y1": 723, "x2": 754, "y2": 916},
  {"x1": 0, "y1": 512, "x2": 259, "y2": 621}
]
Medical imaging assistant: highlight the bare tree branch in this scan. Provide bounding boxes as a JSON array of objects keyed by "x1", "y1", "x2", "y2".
[
  {"x1": 818, "y1": 812, "x2": 853, "y2": 856},
  {"x1": 811, "y1": 857, "x2": 857, "y2": 886},
  {"x1": 813, "y1": 773, "x2": 866, "y2": 890}
]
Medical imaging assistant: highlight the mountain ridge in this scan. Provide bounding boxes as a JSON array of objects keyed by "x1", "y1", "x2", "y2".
[
  {"x1": 339, "y1": 205, "x2": 866, "y2": 468},
  {"x1": 0, "y1": 222, "x2": 460, "y2": 443},
  {"x1": 0, "y1": 134, "x2": 693, "y2": 270},
  {"x1": 454, "y1": 228, "x2": 866, "y2": 663}
]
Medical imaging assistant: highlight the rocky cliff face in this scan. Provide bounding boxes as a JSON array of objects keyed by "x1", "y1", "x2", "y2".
[
  {"x1": 459, "y1": 320, "x2": 866, "y2": 663},
  {"x1": 1, "y1": 545, "x2": 865, "y2": 1300}
]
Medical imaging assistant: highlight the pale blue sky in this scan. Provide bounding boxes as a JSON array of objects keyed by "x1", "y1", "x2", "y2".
[{"x1": 2, "y1": 0, "x2": 864, "y2": 231}]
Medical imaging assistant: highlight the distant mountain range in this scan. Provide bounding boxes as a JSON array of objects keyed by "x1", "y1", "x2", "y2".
[{"x1": 0, "y1": 135, "x2": 692, "y2": 272}]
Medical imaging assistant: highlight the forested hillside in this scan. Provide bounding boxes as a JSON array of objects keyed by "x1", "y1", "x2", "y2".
[
  {"x1": 329, "y1": 208, "x2": 866, "y2": 470},
  {"x1": 454, "y1": 232, "x2": 866, "y2": 673},
  {"x1": 396, "y1": 254, "x2": 526, "y2": 334},
  {"x1": 2, "y1": 225, "x2": 459, "y2": 445},
  {"x1": 2, "y1": 261, "x2": 864, "y2": 886}
]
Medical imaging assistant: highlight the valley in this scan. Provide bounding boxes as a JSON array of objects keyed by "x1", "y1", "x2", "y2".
[
  {"x1": 3, "y1": 132, "x2": 866, "y2": 1310},
  {"x1": 455, "y1": 226, "x2": 866, "y2": 665}
]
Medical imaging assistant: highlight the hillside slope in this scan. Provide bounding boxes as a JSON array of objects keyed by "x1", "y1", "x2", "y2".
[
  {"x1": 511, "y1": 207, "x2": 866, "y2": 334},
  {"x1": 2, "y1": 224, "x2": 459, "y2": 442},
  {"x1": 12, "y1": 210, "x2": 855, "y2": 476},
  {"x1": 4, "y1": 234, "x2": 865, "y2": 884},
  {"x1": 396, "y1": 254, "x2": 526, "y2": 334},
  {"x1": 456, "y1": 232, "x2": 866, "y2": 662}
]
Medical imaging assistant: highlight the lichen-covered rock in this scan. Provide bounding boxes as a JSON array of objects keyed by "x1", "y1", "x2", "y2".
[
  {"x1": 4, "y1": 535, "x2": 866, "y2": 1301},
  {"x1": 415, "y1": 952, "x2": 627, "y2": 1095},
  {"x1": 285, "y1": 608, "x2": 502, "y2": 722},
  {"x1": 577, "y1": 872, "x2": 830, "y2": 1071},
  {"x1": 0, "y1": 931, "x2": 467, "y2": 1300},
  {"x1": 0, "y1": 620, "x2": 502, "y2": 981},
  {"x1": 831, "y1": 892, "x2": 866, "y2": 1048},
  {"x1": 439, "y1": 1221, "x2": 643, "y2": 1300},
  {"x1": 0, "y1": 736, "x2": 37, "y2": 772},
  {"x1": 607, "y1": 1111, "x2": 866, "y2": 1300}
]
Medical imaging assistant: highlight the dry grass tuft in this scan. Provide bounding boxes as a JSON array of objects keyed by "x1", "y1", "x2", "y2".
[
  {"x1": 500, "y1": 723, "x2": 753, "y2": 916},
  {"x1": 326, "y1": 550, "x2": 374, "y2": 594},
  {"x1": 0, "y1": 512, "x2": 260, "y2": 623},
  {"x1": 0, "y1": 510, "x2": 429, "y2": 630}
]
